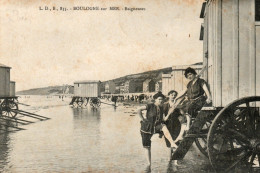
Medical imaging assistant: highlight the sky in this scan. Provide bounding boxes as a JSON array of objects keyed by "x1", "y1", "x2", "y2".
[{"x1": 0, "y1": 0, "x2": 204, "y2": 91}]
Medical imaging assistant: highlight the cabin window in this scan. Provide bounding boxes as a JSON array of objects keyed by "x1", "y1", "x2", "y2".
[
  {"x1": 256, "y1": 0, "x2": 260, "y2": 21},
  {"x1": 200, "y1": 2, "x2": 206, "y2": 18},
  {"x1": 199, "y1": 24, "x2": 204, "y2": 40}
]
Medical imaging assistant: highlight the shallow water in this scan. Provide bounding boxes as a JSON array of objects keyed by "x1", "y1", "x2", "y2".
[{"x1": 0, "y1": 96, "x2": 211, "y2": 172}]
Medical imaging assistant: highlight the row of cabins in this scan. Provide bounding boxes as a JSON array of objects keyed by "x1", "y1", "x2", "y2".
[
  {"x1": 101, "y1": 63, "x2": 202, "y2": 96},
  {"x1": 0, "y1": 63, "x2": 15, "y2": 97},
  {"x1": 103, "y1": 79, "x2": 162, "y2": 94}
]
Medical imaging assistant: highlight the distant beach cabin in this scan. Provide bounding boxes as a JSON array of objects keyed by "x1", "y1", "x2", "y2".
[
  {"x1": 74, "y1": 80, "x2": 101, "y2": 98},
  {"x1": 105, "y1": 80, "x2": 116, "y2": 94},
  {"x1": 124, "y1": 79, "x2": 143, "y2": 93},
  {"x1": 0, "y1": 63, "x2": 11, "y2": 97},
  {"x1": 155, "y1": 80, "x2": 162, "y2": 92},
  {"x1": 143, "y1": 79, "x2": 156, "y2": 93},
  {"x1": 162, "y1": 63, "x2": 203, "y2": 95}
]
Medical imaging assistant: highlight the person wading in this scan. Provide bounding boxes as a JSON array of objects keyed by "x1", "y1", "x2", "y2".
[{"x1": 138, "y1": 92, "x2": 177, "y2": 168}]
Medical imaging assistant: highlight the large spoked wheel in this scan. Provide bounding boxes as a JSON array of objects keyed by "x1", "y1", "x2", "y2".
[
  {"x1": 72, "y1": 102, "x2": 78, "y2": 108},
  {"x1": 195, "y1": 119, "x2": 212, "y2": 157},
  {"x1": 207, "y1": 96, "x2": 260, "y2": 172},
  {"x1": 82, "y1": 98, "x2": 89, "y2": 108},
  {"x1": 1, "y1": 99, "x2": 19, "y2": 118},
  {"x1": 90, "y1": 98, "x2": 101, "y2": 108},
  {"x1": 77, "y1": 101, "x2": 83, "y2": 108}
]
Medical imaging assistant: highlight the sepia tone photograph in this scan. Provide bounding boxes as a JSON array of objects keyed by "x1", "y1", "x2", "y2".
[{"x1": 0, "y1": 0, "x2": 260, "y2": 172}]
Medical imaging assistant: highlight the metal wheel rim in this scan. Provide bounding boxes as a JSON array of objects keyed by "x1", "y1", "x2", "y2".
[
  {"x1": 1, "y1": 101, "x2": 18, "y2": 118},
  {"x1": 207, "y1": 96, "x2": 260, "y2": 172},
  {"x1": 195, "y1": 120, "x2": 212, "y2": 157}
]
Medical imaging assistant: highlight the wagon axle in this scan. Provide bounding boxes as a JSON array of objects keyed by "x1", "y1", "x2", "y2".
[{"x1": 250, "y1": 139, "x2": 260, "y2": 152}]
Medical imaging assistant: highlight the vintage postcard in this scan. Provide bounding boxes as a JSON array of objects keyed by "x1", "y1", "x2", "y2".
[{"x1": 0, "y1": 0, "x2": 260, "y2": 172}]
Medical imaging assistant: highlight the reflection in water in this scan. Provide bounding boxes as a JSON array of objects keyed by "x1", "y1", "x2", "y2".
[
  {"x1": 72, "y1": 107, "x2": 101, "y2": 120},
  {"x1": 144, "y1": 165, "x2": 151, "y2": 173},
  {"x1": 0, "y1": 97, "x2": 210, "y2": 172},
  {"x1": 0, "y1": 132, "x2": 11, "y2": 172},
  {"x1": 72, "y1": 108, "x2": 101, "y2": 138},
  {"x1": 166, "y1": 161, "x2": 178, "y2": 173}
]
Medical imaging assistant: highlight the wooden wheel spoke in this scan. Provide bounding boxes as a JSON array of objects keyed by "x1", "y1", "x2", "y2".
[
  {"x1": 228, "y1": 109, "x2": 248, "y2": 130},
  {"x1": 214, "y1": 147, "x2": 245, "y2": 156},
  {"x1": 201, "y1": 138, "x2": 207, "y2": 143},
  {"x1": 225, "y1": 150, "x2": 248, "y2": 172},
  {"x1": 234, "y1": 110, "x2": 245, "y2": 121},
  {"x1": 217, "y1": 138, "x2": 227, "y2": 154},
  {"x1": 246, "y1": 102, "x2": 255, "y2": 137},
  {"x1": 10, "y1": 111, "x2": 14, "y2": 117},
  {"x1": 229, "y1": 139, "x2": 235, "y2": 150},
  {"x1": 254, "y1": 111, "x2": 260, "y2": 138},
  {"x1": 234, "y1": 138, "x2": 249, "y2": 148},
  {"x1": 205, "y1": 122, "x2": 210, "y2": 128},
  {"x1": 227, "y1": 128, "x2": 250, "y2": 144},
  {"x1": 249, "y1": 153, "x2": 257, "y2": 166},
  {"x1": 257, "y1": 154, "x2": 260, "y2": 166}
]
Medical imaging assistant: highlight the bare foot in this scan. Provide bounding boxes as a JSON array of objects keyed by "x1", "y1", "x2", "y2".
[
  {"x1": 145, "y1": 165, "x2": 151, "y2": 173},
  {"x1": 174, "y1": 160, "x2": 180, "y2": 166},
  {"x1": 171, "y1": 142, "x2": 178, "y2": 149},
  {"x1": 185, "y1": 126, "x2": 190, "y2": 131},
  {"x1": 177, "y1": 136, "x2": 184, "y2": 141}
]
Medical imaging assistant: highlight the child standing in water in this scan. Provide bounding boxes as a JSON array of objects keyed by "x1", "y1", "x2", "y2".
[{"x1": 138, "y1": 92, "x2": 177, "y2": 168}]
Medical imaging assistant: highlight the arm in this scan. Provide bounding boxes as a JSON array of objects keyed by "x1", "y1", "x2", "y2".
[
  {"x1": 163, "y1": 106, "x2": 176, "y2": 121},
  {"x1": 202, "y1": 83, "x2": 212, "y2": 104},
  {"x1": 175, "y1": 90, "x2": 187, "y2": 101},
  {"x1": 137, "y1": 105, "x2": 147, "y2": 121}
]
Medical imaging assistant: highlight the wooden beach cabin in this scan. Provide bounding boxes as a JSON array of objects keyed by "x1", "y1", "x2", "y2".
[
  {"x1": 105, "y1": 80, "x2": 116, "y2": 94},
  {"x1": 155, "y1": 80, "x2": 162, "y2": 92},
  {"x1": 201, "y1": 0, "x2": 260, "y2": 107},
  {"x1": 74, "y1": 80, "x2": 101, "y2": 98},
  {"x1": 71, "y1": 80, "x2": 102, "y2": 108},
  {"x1": 124, "y1": 79, "x2": 143, "y2": 93},
  {"x1": 162, "y1": 63, "x2": 202, "y2": 95},
  {"x1": 170, "y1": 1, "x2": 260, "y2": 172},
  {"x1": 143, "y1": 79, "x2": 156, "y2": 93},
  {"x1": 0, "y1": 63, "x2": 11, "y2": 97}
]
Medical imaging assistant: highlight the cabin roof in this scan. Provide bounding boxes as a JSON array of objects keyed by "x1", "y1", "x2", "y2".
[
  {"x1": 74, "y1": 80, "x2": 101, "y2": 84},
  {"x1": 0, "y1": 63, "x2": 11, "y2": 68},
  {"x1": 172, "y1": 63, "x2": 203, "y2": 70}
]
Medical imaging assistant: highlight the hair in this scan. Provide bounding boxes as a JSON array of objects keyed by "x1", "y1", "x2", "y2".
[
  {"x1": 153, "y1": 91, "x2": 165, "y2": 99},
  {"x1": 168, "y1": 90, "x2": 178, "y2": 96},
  {"x1": 184, "y1": 67, "x2": 197, "y2": 78}
]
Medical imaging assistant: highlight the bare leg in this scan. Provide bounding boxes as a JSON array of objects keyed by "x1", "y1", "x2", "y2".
[
  {"x1": 185, "y1": 113, "x2": 191, "y2": 130},
  {"x1": 161, "y1": 126, "x2": 177, "y2": 148},
  {"x1": 169, "y1": 148, "x2": 173, "y2": 161},
  {"x1": 174, "y1": 113, "x2": 191, "y2": 142},
  {"x1": 175, "y1": 124, "x2": 186, "y2": 142},
  {"x1": 169, "y1": 148, "x2": 179, "y2": 166},
  {"x1": 144, "y1": 147, "x2": 151, "y2": 167}
]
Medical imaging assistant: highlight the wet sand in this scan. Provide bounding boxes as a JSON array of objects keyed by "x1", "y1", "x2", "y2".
[{"x1": 0, "y1": 96, "x2": 213, "y2": 172}]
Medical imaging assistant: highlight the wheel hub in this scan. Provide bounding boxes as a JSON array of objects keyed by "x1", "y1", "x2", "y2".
[
  {"x1": 250, "y1": 139, "x2": 260, "y2": 152},
  {"x1": 3, "y1": 105, "x2": 10, "y2": 112},
  {"x1": 256, "y1": 143, "x2": 260, "y2": 152}
]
